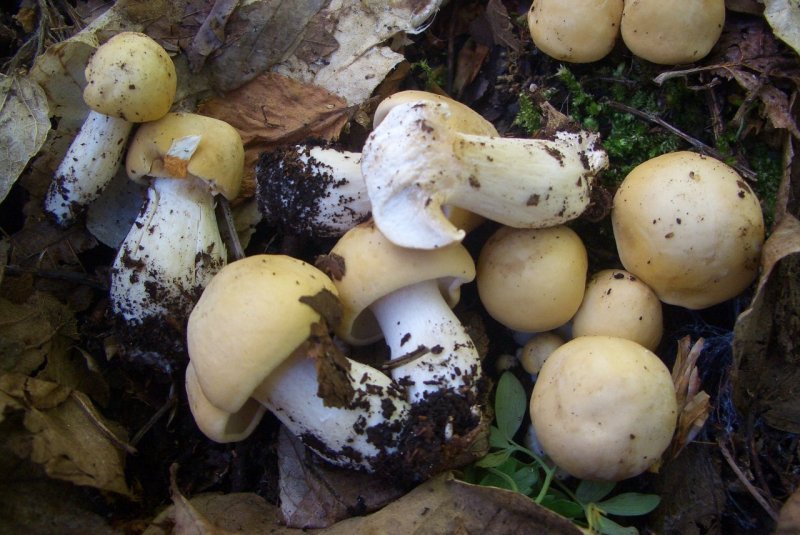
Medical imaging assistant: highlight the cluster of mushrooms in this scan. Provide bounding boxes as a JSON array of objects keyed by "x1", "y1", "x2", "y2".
[
  {"x1": 528, "y1": 0, "x2": 726, "y2": 64},
  {"x1": 48, "y1": 30, "x2": 766, "y2": 485}
]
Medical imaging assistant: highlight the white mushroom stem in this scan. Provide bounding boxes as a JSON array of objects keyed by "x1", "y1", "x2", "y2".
[
  {"x1": 362, "y1": 100, "x2": 609, "y2": 249},
  {"x1": 257, "y1": 145, "x2": 370, "y2": 237},
  {"x1": 110, "y1": 176, "x2": 226, "y2": 323},
  {"x1": 252, "y1": 350, "x2": 410, "y2": 471},
  {"x1": 45, "y1": 111, "x2": 132, "y2": 227},
  {"x1": 369, "y1": 279, "x2": 480, "y2": 404}
]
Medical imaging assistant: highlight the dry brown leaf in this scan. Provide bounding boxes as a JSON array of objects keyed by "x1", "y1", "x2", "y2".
[
  {"x1": 277, "y1": 429, "x2": 405, "y2": 529},
  {"x1": 0, "y1": 373, "x2": 132, "y2": 497},
  {"x1": 733, "y1": 214, "x2": 800, "y2": 431},
  {"x1": 485, "y1": 0, "x2": 522, "y2": 53},
  {"x1": 777, "y1": 485, "x2": 800, "y2": 534},
  {"x1": 199, "y1": 72, "x2": 353, "y2": 197},
  {"x1": 667, "y1": 336, "x2": 712, "y2": 459}
]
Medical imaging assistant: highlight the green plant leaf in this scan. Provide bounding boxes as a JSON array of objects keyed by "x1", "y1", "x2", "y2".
[
  {"x1": 495, "y1": 372, "x2": 527, "y2": 440},
  {"x1": 512, "y1": 465, "x2": 539, "y2": 496},
  {"x1": 481, "y1": 467, "x2": 519, "y2": 492},
  {"x1": 539, "y1": 495, "x2": 585, "y2": 519},
  {"x1": 597, "y1": 493, "x2": 661, "y2": 517},
  {"x1": 488, "y1": 425, "x2": 510, "y2": 449},
  {"x1": 596, "y1": 514, "x2": 639, "y2": 535},
  {"x1": 476, "y1": 449, "x2": 512, "y2": 468},
  {"x1": 575, "y1": 480, "x2": 616, "y2": 504}
]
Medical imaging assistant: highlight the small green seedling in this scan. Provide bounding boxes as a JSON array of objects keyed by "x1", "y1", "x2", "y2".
[{"x1": 461, "y1": 372, "x2": 661, "y2": 534}]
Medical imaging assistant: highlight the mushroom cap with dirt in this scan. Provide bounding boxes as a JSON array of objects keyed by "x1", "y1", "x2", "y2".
[
  {"x1": 45, "y1": 31, "x2": 177, "y2": 227},
  {"x1": 528, "y1": 0, "x2": 624, "y2": 63},
  {"x1": 186, "y1": 254, "x2": 411, "y2": 472},
  {"x1": 611, "y1": 151, "x2": 765, "y2": 310},
  {"x1": 324, "y1": 221, "x2": 481, "y2": 405},
  {"x1": 620, "y1": 0, "x2": 725, "y2": 65},
  {"x1": 477, "y1": 225, "x2": 588, "y2": 333},
  {"x1": 530, "y1": 335, "x2": 678, "y2": 481},
  {"x1": 571, "y1": 268, "x2": 663, "y2": 351}
]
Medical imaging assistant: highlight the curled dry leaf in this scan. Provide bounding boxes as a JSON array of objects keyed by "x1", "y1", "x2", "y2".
[
  {"x1": 667, "y1": 336, "x2": 712, "y2": 459},
  {"x1": 764, "y1": 0, "x2": 800, "y2": 56},
  {"x1": 0, "y1": 74, "x2": 50, "y2": 204},
  {"x1": 0, "y1": 373, "x2": 132, "y2": 497}
]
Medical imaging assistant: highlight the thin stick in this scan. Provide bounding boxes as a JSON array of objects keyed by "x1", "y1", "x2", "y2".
[
  {"x1": 216, "y1": 196, "x2": 245, "y2": 261},
  {"x1": 717, "y1": 437, "x2": 780, "y2": 522},
  {"x1": 604, "y1": 99, "x2": 757, "y2": 181}
]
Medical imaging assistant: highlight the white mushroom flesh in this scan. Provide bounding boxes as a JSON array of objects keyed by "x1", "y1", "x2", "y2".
[
  {"x1": 369, "y1": 278, "x2": 480, "y2": 404},
  {"x1": 110, "y1": 176, "x2": 226, "y2": 323},
  {"x1": 45, "y1": 111, "x2": 132, "y2": 226}
]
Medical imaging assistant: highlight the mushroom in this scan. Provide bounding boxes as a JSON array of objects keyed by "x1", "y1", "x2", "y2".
[
  {"x1": 256, "y1": 144, "x2": 371, "y2": 237},
  {"x1": 517, "y1": 332, "x2": 565, "y2": 375},
  {"x1": 477, "y1": 225, "x2": 588, "y2": 333},
  {"x1": 186, "y1": 254, "x2": 411, "y2": 472},
  {"x1": 323, "y1": 221, "x2": 481, "y2": 406},
  {"x1": 45, "y1": 32, "x2": 176, "y2": 226},
  {"x1": 110, "y1": 112, "x2": 244, "y2": 327},
  {"x1": 361, "y1": 96, "x2": 608, "y2": 249},
  {"x1": 530, "y1": 335, "x2": 678, "y2": 481},
  {"x1": 571, "y1": 269, "x2": 663, "y2": 351},
  {"x1": 620, "y1": 0, "x2": 725, "y2": 65},
  {"x1": 528, "y1": 0, "x2": 624, "y2": 63},
  {"x1": 611, "y1": 151, "x2": 765, "y2": 309}
]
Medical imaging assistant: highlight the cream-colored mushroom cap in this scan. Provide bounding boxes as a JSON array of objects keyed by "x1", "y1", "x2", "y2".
[
  {"x1": 571, "y1": 269, "x2": 663, "y2": 350},
  {"x1": 83, "y1": 32, "x2": 176, "y2": 122},
  {"x1": 528, "y1": 0, "x2": 623, "y2": 63},
  {"x1": 477, "y1": 225, "x2": 588, "y2": 332},
  {"x1": 612, "y1": 151, "x2": 765, "y2": 310},
  {"x1": 126, "y1": 112, "x2": 244, "y2": 199},
  {"x1": 373, "y1": 90, "x2": 498, "y2": 137},
  {"x1": 518, "y1": 332, "x2": 565, "y2": 374},
  {"x1": 620, "y1": 0, "x2": 725, "y2": 65},
  {"x1": 328, "y1": 221, "x2": 476, "y2": 345},
  {"x1": 531, "y1": 335, "x2": 678, "y2": 481},
  {"x1": 187, "y1": 254, "x2": 339, "y2": 415}
]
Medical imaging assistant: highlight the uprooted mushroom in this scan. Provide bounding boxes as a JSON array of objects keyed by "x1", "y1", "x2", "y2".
[
  {"x1": 45, "y1": 32, "x2": 177, "y2": 227},
  {"x1": 109, "y1": 112, "x2": 244, "y2": 369},
  {"x1": 361, "y1": 93, "x2": 609, "y2": 249}
]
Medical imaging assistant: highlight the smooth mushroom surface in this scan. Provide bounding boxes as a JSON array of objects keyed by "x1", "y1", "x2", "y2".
[
  {"x1": 45, "y1": 32, "x2": 177, "y2": 227},
  {"x1": 186, "y1": 254, "x2": 411, "y2": 472},
  {"x1": 361, "y1": 94, "x2": 607, "y2": 249},
  {"x1": 531, "y1": 335, "x2": 678, "y2": 481},
  {"x1": 517, "y1": 331, "x2": 565, "y2": 375},
  {"x1": 620, "y1": 0, "x2": 725, "y2": 65},
  {"x1": 611, "y1": 151, "x2": 765, "y2": 309},
  {"x1": 477, "y1": 225, "x2": 588, "y2": 333},
  {"x1": 528, "y1": 0, "x2": 624, "y2": 63},
  {"x1": 110, "y1": 112, "x2": 244, "y2": 329},
  {"x1": 571, "y1": 268, "x2": 663, "y2": 351}
]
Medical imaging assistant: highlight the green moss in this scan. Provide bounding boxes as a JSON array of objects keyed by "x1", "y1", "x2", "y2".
[{"x1": 513, "y1": 93, "x2": 542, "y2": 134}]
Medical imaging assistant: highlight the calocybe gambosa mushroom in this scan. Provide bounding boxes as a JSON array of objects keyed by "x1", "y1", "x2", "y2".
[
  {"x1": 361, "y1": 94, "x2": 608, "y2": 249},
  {"x1": 110, "y1": 112, "x2": 244, "y2": 331},
  {"x1": 186, "y1": 254, "x2": 411, "y2": 472},
  {"x1": 45, "y1": 32, "x2": 176, "y2": 226}
]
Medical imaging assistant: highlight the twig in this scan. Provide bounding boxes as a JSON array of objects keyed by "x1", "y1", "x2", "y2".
[
  {"x1": 130, "y1": 385, "x2": 178, "y2": 448},
  {"x1": 604, "y1": 99, "x2": 757, "y2": 181},
  {"x1": 717, "y1": 437, "x2": 780, "y2": 522},
  {"x1": 216, "y1": 196, "x2": 245, "y2": 261},
  {"x1": 3, "y1": 264, "x2": 108, "y2": 291},
  {"x1": 71, "y1": 391, "x2": 138, "y2": 455}
]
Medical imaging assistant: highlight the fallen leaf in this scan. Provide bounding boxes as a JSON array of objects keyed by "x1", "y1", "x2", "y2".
[
  {"x1": 0, "y1": 74, "x2": 50, "y2": 204},
  {"x1": 485, "y1": 0, "x2": 522, "y2": 53},
  {"x1": 185, "y1": 0, "x2": 241, "y2": 72},
  {"x1": 733, "y1": 214, "x2": 800, "y2": 431},
  {"x1": 277, "y1": 429, "x2": 405, "y2": 529},
  {"x1": 85, "y1": 167, "x2": 146, "y2": 248},
  {"x1": 764, "y1": 0, "x2": 800, "y2": 56},
  {"x1": 777, "y1": 485, "x2": 800, "y2": 534},
  {"x1": 199, "y1": 72, "x2": 353, "y2": 195},
  {"x1": 0, "y1": 373, "x2": 133, "y2": 496}
]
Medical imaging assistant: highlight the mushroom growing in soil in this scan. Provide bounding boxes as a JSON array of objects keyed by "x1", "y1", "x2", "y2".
[
  {"x1": 45, "y1": 32, "x2": 176, "y2": 226},
  {"x1": 110, "y1": 112, "x2": 244, "y2": 339},
  {"x1": 620, "y1": 0, "x2": 725, "y2": 65},
  {"x1": 611, "y1": 151, "x2": 765, "y2": 310},
  {"x1": 571, "y1": 268, "x2": 663, "y2": 351},
  {"x1": 528, "y1": 0, "x2": 624, "y2": 63},
  {"x1": 477, "y1": 225, "x2": 588, "y2": 333},
  {"x1": 531, "y1": 335, "x2": 678, "y2": 481},
  {"x1": 186, "y1": 254, "x2": 411, "y2": 472},
  {"x1": 361, "y1": 94, "x2": 608, "y2": 249}
]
